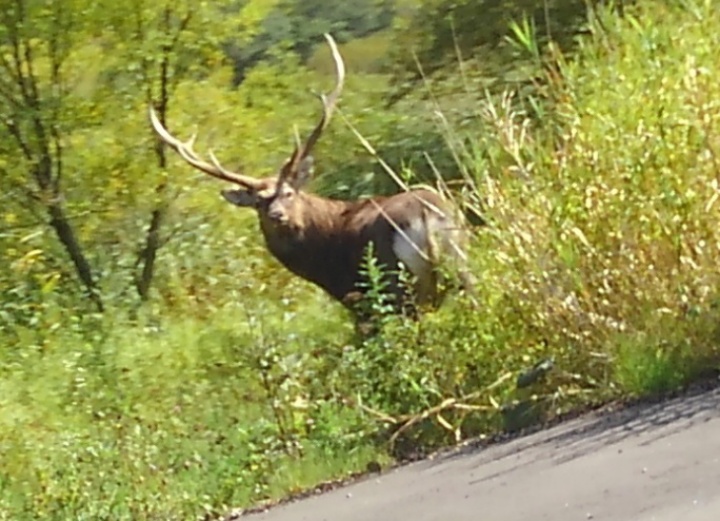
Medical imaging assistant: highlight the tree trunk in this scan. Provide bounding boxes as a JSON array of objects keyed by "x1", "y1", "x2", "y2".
[
  {"x1": 135, "y1": 203, "x2": 165, "y2": 301},
  {"x1": 47, "y1": 202, "x2": 104, "y2": 313},
  {"x1": 133, "y1": 7, "x2": 193, "y2": 302}
]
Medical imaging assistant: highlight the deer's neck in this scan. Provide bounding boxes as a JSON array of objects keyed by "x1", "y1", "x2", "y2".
[{"x1": 260, "y1": 195, "x2": 363, "y2": 302}]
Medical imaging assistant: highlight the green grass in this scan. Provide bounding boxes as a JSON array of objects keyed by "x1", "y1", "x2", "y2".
[
  {"x1": 0, "y1": 302, "x2": 382, "y2": 519},
  {"x1": 3, "y1": 0, "x2": 720, "y2": 519}
]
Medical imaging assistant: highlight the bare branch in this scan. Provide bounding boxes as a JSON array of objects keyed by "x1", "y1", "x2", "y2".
[{"x1": 1, "y1": 115, "x2": 33, "y2": 161}]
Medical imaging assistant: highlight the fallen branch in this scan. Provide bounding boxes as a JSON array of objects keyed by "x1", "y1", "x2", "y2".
[{"x1": 347, "y1": 371, "x2": 515, "y2": 448}]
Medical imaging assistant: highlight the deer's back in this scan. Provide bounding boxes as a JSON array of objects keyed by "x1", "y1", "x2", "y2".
[{"x1": 263, "y1": 188, "x2": 466, "y2": 307}]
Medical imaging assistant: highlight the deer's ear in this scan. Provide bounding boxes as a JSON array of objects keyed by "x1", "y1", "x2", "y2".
[
  {"x1": 290, "y1": 156, "x2": 314, "y2": 190},
  {"x1": 221, "y1": 188, "x2": 257, "y2": 207}
]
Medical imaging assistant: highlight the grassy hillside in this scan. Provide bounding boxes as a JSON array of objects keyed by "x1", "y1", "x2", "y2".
[{"x1": 2, "y1": 0, "x2": 720, "y2": 519}]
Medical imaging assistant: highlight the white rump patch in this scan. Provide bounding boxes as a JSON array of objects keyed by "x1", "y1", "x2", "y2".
[{"x1": 392, "y1": 217, "x2": 431, "y2": 278}]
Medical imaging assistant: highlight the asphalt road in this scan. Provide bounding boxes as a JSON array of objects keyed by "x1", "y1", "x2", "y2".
[{"x1": 247, "y1": 385, "x2": 720, "y2": 521}]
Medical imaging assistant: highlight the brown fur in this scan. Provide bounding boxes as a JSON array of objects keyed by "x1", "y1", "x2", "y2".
[
  {"x1": 271, "y1": 188, "x2": 462, "y2": 301},
  {"x1": 219, "y1": 177, "x2": 473, "y2": 322},
  {"x1": 149, "y1": 33, "x2": 473, "y2": 325}
]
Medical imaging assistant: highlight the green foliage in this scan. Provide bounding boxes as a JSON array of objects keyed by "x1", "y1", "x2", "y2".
[
  {"x1": 614, "y1": 336, "x2": 690, "y2": 397},
  {"x1": 0, "y1": 304, "x2": 374, "y2": 519},
  {"x1": 308, "y1": 30, "x2": 394, "y2": 74},
  {"x1": 3, "y1": 0, "x2": 720, "y2": 518},
  {"x1": 356, "y1": 243, "x2": 401, "y2": 319},
  {"x1": 225, "y1": 0, "x2": 394, "y2": 84},
  {"x1": 387, "y1": 0, "x2": 594, "y2": 100},
  {"x1": 0, "y1": 0, "x2": 282, "y2": 315},
  {"x1": 458, "y1": 0, "x2": 720, "y2": 398}
]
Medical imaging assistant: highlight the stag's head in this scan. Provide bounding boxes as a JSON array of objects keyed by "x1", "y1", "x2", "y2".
[
  {"x1": 149, "y1": 34, "x2": 345, "y2": 233},
  {"x1": 217, "y1": 156, "x2": 316, "y2": 234}
]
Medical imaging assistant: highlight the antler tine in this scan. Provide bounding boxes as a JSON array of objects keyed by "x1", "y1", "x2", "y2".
[
  {"x1": 300, "y1": 34, "x2": 345, "y2": 158},
  {"x1": 279, "y1": 33, "x2": 345, "y2": 183},
  {"x1": 148, "y1": 106, "x2": 262, "y2": 189},
  {"x1": 207, "y1": 149, "x2": 255, "y2": 183}
]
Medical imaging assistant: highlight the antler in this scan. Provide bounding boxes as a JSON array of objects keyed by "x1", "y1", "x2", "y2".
[
  {"x1": 149, "y1": 107, "x2": 263, "y2": 189},
  {"x1": 278, "y1": 33, "x2": 346, "y2": 184}
]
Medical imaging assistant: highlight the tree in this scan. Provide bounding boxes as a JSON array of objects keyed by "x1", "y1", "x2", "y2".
[
  {"x1": 226, "y1": 0, "x2": 395, "y2": 85},
  {"x1": 387, "y1": 0, "x2": 596, "y2": 101},
  {"x1": 0, "y1": 0, "x2": 105, "y2": 311},
  {"x1": 96, "y1": 0, "x2": 277, "y2": 301},
  {"x1": 0, "y1": 0, "x2": 277, "y2": 311}
]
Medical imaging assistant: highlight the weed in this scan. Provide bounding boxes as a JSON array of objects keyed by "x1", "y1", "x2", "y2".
[{"x1": 2, "y1": 1, "x2": 720, "y2": 518}]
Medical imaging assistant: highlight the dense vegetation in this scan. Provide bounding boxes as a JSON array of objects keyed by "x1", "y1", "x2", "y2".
[{"x1": 1, "y1": 0, "x2": 719, "y2": 518}]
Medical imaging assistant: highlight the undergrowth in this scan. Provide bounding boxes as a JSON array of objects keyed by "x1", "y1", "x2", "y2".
[{"x1": 2, "y1": 0, "x2": 720, "y2": 519}]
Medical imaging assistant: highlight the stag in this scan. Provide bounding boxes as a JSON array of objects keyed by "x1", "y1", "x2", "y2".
[{"x1": 149, "y1": 34, "x2": 473, "y2": 323}]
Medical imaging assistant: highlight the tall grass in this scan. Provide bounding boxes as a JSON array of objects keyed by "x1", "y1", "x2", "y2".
[
  {"x1": 463, "y1": 0, "x2": 720, "y2": 394},
  {"x1": 2, "y1": 0, "x2": 720, "y2": 519}
]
